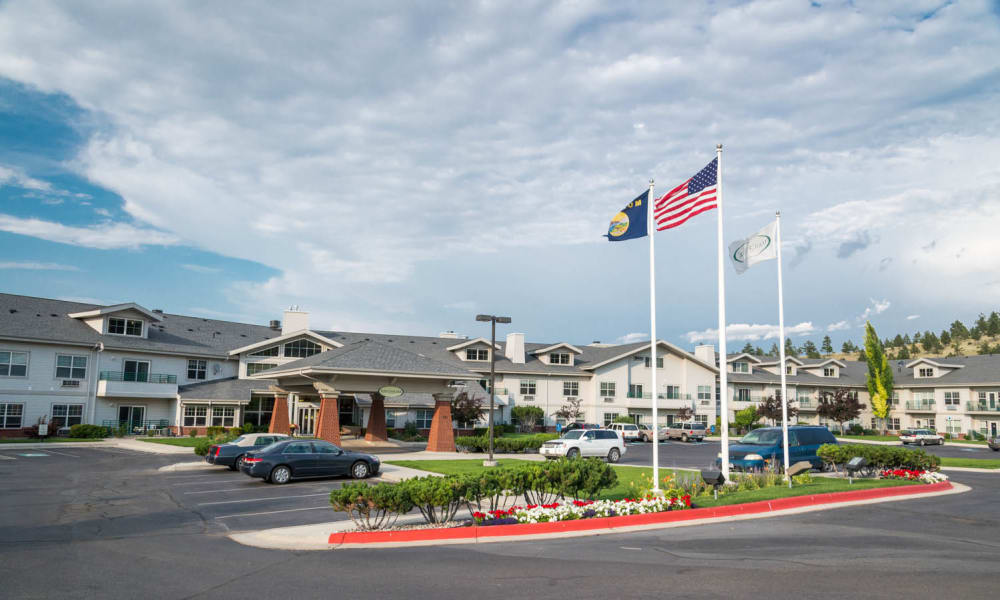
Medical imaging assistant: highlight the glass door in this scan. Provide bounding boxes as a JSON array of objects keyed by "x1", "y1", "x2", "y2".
[
  {"x1": 123, "y1": 360, "x2": 150, "y2": 382},
  {"x1": 117, "y1": 405, "x2": 145, "y2": 430},
  {"x1": 297, "y1": 407, "x2": 316, "y2": 436}
]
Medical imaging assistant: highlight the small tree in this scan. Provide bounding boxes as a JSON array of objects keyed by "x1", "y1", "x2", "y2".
[
  {"x1": 817, "y1": 389, "x2": 867, "y2": 434},
  {"x1": 741, "y1": 342, "x2": 755, "y2": 354},
  {"x1": 734, "y1": 405, "x2": 761, "y2": 433},
  {"x1": 554, "y1": 397, "x2": 584, "y2": 424},
  {"x1": 949, "y1": 320, "x2": 969, "y2": 341},
  {"x1": 821, "y1": 335, "x2": 834, "y2": 354},
  {"x1": 784, "y1": 337, "x2": 799, "y2": 357},
  {"x1": 675, "y1": 405, "x2": 694, "y2": 422},
  {"x1": 756, "y1": 390, "x2": 798, "y2": 426},
  {"x1": 612, "y1": 414, "x2": 635, "y2": 425},
  {"x1": 864, "y1": 321, "x2": 894, "y2": 434},
  {"x1": 940, "y1": 329, "x2": 951, "y2": 346},
  {"x1": 801, "y1": 340, "x2": 821, "y2": 359},
  {"x1": 451, "y1": 391, "x2": 485, "y2": 428},
  {"x1": 511, "y1": 405, "x2": 544, "y2": 433}
]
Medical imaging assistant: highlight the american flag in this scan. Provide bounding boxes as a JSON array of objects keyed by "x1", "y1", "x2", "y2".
[{"x1": 654, "y1": 157, "x2": 718, "y2": 230}]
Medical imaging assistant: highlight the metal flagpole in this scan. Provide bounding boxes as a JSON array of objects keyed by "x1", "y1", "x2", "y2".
[
  {"x1": 716, "y1": 144, "x2": 730, "y2": 484},
  {"x1": 648, "y1": 179, "x2": 660, "y2": 493},
  {"x1": 776, "y1": 211, "x2": 791, "y2": 487}
]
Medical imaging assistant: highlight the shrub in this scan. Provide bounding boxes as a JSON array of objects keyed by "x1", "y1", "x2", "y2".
[
  {"x1": 397, "y1": 476, "x2": 465, "y2": 523},
  {"x1": 403, "y1": 422, "x2": 419, "y2": 436},
  {"x1": 205, "y1": 426, "x2": 226, "y2": 437},
  {"x1": 188, "y1": 429, "x2": 198, "y2": 438},
  {"x1": 817, "y1": 443, "x2": 940, "y2": 472},
  {"x1": 848, "y1": 423, "x2": 864, "y2": 435},
  {"x1": 69, "y1": 424, "x2": 106, "y2": 439},
  {"x1": 242, "y1": 422, "x2": 255, "y2": 434},
  {"x1": 552, "y1": 458, "x2": 618, "y2": 500},
  {"x1": 194, "y1": 438, "x2": 213, "y2": 456},
  {"x1": 455, "y1": 435, "x2": 487, "y2": 452},
  {"x1": 330, "y1": 481, "x2": 413, "y2": 530}
]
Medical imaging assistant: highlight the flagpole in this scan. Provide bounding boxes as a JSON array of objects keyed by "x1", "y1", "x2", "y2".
[
  {"x1": 776, "y1": 211, "x2": 791, "y2": 487},
  {"x1": 648, "y1": 179, "x2": 660, "y2": 493},
  {"x1": 716, "y1": 144, "x2": 730, "y2": 484}
]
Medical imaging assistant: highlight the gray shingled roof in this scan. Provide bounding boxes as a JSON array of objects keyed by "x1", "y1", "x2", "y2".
[
  {"x1": 264, "y1": 339, "x2": 477, "y2": 378},
  {"x1": 178, "y1": 377, "x2": 277, "y2": 400},
  {"x1": 0, "y1": 293, "x2": 281, "y2": 358}
]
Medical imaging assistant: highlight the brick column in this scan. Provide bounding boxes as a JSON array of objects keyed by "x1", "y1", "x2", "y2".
[
  {"x1": 268, "y1": 393, "x2": 290, "y2": 435},
  {"x1": 365, "y1": 392, "x2": 388, "y2": 442},
  {"x1": 425, "y1": 391, "x2": 456, "y2": 452},
  {"x1": 315, "y1": 392, "x2": 341, "y2": 445}
]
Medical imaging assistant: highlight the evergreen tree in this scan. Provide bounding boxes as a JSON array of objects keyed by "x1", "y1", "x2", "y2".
[
  {"x1": 897, "y1": 344, "x2": 911, "y2": 359},
  {"x1": 741, "y1": 342, "x2": 754, "y2": 354},
  {"x1": 940, "y1": 330, "x2": 951, "y2": 346},
  {"x1": 821, "y1": 335, "x2": 834, "y2": 354},
  {"x1": 767, "y1": 342, "x2": 779, "y2": 357},
  {"x1": 972, "y1": 313, "x2": 988, "y2": 338},
  {"x1": 892, "y1": 334, "x2": 904, "y2": 347},
  {"x1": 784, "y1": 337, "x2": 798, "y2": 357},
  {"x1": 864, "y1": 321, "x2": 894, "y2": 433},
  {"x1": 923, "y1": 331, "x2": 940, "y2": 353},
  {"x1": 801, "y1": 340, "x2": 821, "y2": 359},
  {"x1": 949, "y1": 320, "x2": 969, "y2": 341},
  {"x1": 988, "y1": 311, "x2": 1000, "y2": 336},
  {"x1": 910, "y1": 343, "x2": 919, "y2": 355},
  {"x1": 979, "y1": 341, "x2": 993, "y2": 355},
  {"x1": 913, "y1": 331, "x2": 922, "y2": 343},
  {"x1": 753, "y1": 345, "x2": 765, "y2": 356},
  {"x1": 903, "y1": 333, "x2": 911, "y2": 345},
  {"x1": 841, "y1": 340, "x2": 855, "y2": 353}
]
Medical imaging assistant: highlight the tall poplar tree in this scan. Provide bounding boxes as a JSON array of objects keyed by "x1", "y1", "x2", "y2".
[{"x1": 864, "y1": 321, "x2": 894, "y2": 433}]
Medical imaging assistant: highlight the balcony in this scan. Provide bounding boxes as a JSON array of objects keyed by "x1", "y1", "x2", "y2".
[
  {"x1": 796, "y1": 398, "x2": 818, "y2": 411},
  {"x1": 626, "y1": 391, "x2": 692, "y2": 400},
  {"x1": 905, "y1": 400, "x2": 936, "y2": 412},
  {"x1": 97, "y1": 370, "x2": 178, "y2": 399},
  {"x1": 966, "y1": 402, "x2": 1000, "y2": 413},
  {"x1": 625, "y1": 393, "x2": 694, "y2": 410}
]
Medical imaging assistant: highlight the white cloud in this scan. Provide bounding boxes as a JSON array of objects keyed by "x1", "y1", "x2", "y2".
[
  {"x1": 615, "y1": 332, "x2": 649, "y2": 345},
  {"x1": 858, "y1": 298, "x2": 891, "y2": 322},
  {"x1": 827, "y1": 320, "x2": 849, "y2": 332},
  {"x1": 907, "y1": 314, "x2": 920, "y2": 320},
  {"x1": 0, "y1": 164, "x2": 52, "y2": 192},
  {"x1": 0, "y1": 261, "x2": 80, "y2": 271},
  {"x1": 0, "y1": 214, "x2": 180, "y2": 249},
  {"x1": 684, "y1": 322, "x2": 816, "y2": 344},
  {"x1": 181, "y1": 263, "x2": 222, "y2": 274}
]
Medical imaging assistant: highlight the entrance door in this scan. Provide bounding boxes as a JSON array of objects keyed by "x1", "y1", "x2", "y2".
[
  {"x1": 339, "y1": 397, "x2": 355, "y2": 426},
  {"x1": 118, "y1": 405, "x2": 145, "y2": 429},
  {"x1": 297, "y1": 407, "x2": 317, "y2": 436},
  {"x1": 123, "y1": 360, "x2": 150, "y2": 382},
  {"x1": 991, "y1": 422, "x2": 997, "y2": 437}
]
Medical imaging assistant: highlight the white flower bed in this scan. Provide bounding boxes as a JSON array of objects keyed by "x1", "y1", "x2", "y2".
[{"x1": 473, "y1": 495, "x2": 691, "y2": 525}]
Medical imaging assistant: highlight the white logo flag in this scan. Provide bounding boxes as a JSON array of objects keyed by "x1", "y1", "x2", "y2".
[{"x1": 729, "y1": 220, "x2": 778, "y2": 274}]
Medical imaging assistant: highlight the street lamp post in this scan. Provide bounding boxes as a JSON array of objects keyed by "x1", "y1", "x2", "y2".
[{"x1": 476, "y1": 314, "x2": 511, "y2": 467}]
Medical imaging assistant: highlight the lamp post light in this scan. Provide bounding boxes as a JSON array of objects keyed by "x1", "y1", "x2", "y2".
[{"x1": 476, "y1": 314, "x2": 511, "y2": 467}]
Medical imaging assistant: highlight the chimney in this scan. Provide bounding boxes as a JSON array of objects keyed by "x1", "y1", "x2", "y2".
[
  {"x1": 439, "y1": 331, "x2": 460, "y2": 339},
  {"x1": 694, "y1": 344, "x2": 717, "y2": 366},
  {"x1": 269, "y1": 320, "x2": 281, "y2": 330},
  {"x1": 504, "y1": 333, "x2": 525, "y2": 364},
  {"x1": 282, "y1": 307, "x2": 309, "y2": 334}
]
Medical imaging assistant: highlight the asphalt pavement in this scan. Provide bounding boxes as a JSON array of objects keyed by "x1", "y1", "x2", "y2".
[{"x1": 1, "y1": 444, "x2": 998, "y2": 599}]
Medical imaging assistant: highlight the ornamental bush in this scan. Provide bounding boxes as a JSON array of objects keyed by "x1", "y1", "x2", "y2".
[
  {"x1": 68, "y1": 424, "x2": 107, "y2": 438},
  {"x1": 397, "y1": 475, "x2": 465, "y2": 523},
  {"x1": 330, "y1": 481, "x2": 413, "y2": 530},
  {"x1": 817, "y1": 443, "x2": 940, "y2": 472}
]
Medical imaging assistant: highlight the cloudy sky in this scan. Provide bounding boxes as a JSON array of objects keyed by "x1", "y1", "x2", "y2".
[{"x1": 0, "y1": 1, "x2": 998, "y2": 349}]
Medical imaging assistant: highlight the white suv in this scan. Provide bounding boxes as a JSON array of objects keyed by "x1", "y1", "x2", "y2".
[
  {"x1": 540, "y1": 429, "x2": 626, "y2": 463},
  {"x1": 608, "y1": 422, "x2": 644, "y2": 442}
]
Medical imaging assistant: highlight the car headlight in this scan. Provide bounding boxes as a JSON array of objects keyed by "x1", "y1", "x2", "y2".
[{"x1": 744, "y1": 453, "x2": 764, "y2": 461}]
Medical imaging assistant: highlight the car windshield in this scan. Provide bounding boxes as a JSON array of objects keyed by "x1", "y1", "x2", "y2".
[
  {"x1": 561, "y1": 431, "x2": 585, "y2": 440},
  {"x1": 901, "y1": 430, "x2": 914, "y2": 435},
  {"x1": 230, "y1": 435, "x2": 247, "y2": 444},
  {"x1": 740, "y1": 429, "x2": 781, "y2": 445}
]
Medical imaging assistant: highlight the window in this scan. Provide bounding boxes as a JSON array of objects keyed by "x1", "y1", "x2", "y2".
[
  {"x1": 889, "y1": 417, "x2": 900, "y2": 431},
  {"x1": 284, "y1": 339, "x2": 321, "y2": 358},
  {"x1": 600, "y1": 382, "x2": 616, "y2": 398},
  {"x1": 890, "y1": 391, "x2": 900, "y2": 405},
  {"x1": 247, "y1": 363, "x2": 277, "y2": 375},
  {"x1": 549, "y1": 352, "x2": 570, "y2": 365},
  {"x1": 665, "y1": 385, "x2": 680, "y2": 399},
  {"x1": 918, "y1": 367, "x2": 934, "y2": 378},
  {"x1": 697, "y1": 385, "x2": 712, "y2": 401},
  {"x1": 927, "y1": 418, "x2": 935, "y2": 430},
  {"x1": 122, "y1": 360, "x2": 150, "y2": 382},
  {"x1": 563, "y1": 381, "x2": 579, "y2": 396},
  {"x1": 915, "y1": 391, "x2": 935, "y2": 405},
  {"x1": 786, "y1": 366, "x2": 793, "y2": 375},
  {"x1": 51, "y1": 404, "x2": 84, "y2": 428},
  {"x1": 187, "y1": 359, "x2": 207, "y2": 380},
  {"x1": 55, "y1": 355, "x2": 87, "y2": 379},
  {"x1": 0, "y1": 351, "x2": 28, "y2": 377},
  {"x1": 732, "y1": 361, "x2": 748, "y2": 373},
  {"x1": 945, "y1": 420, "x2": 961, "y2": 434},
  {"x1": 415, "y1": 409, "x2": 434, "y2": 429},
  {"x1": 386, "y1": 409, "x2": 399, "y2": 429},
  {"x1": 870, "y1": 417, "x2": 877, "y2": 430},
  {"x1": 944, "y1": 391, "x2": 960, "y2": 406},
  {"x1": 603, "y1": 412, "x2": 620, "y2": 426},
  {"x1": 520, "y1": 380, "x2": 536, "y2": 395},
  {"x1": 823, "y1": 367, "x2": 835, "y2": 377},
  {"x1": 108, "y1": 317, "x2": 143, "y2": 336},
  {"x1": 244, "y1": 395, "x2": 274, "y2": 427},
  {"x1": 0, "y1": 403, "x2": 23, "y2": 428},
  {"x1": 643, "y1": 356, "x2": 664, "y2": 368},
  {"x1": 249, "y1": 346, "x2": 279, "y2": 357},
  {"x1": 183, "y1": 405, "x2": 208, "y2": 427},
  {"x1": 283, "y1": 442, "x2": 313, "y2": 454},
  {"x1": 629, "y1": 384, "x2": 643, "y2": 398},
  {"x1": 737, "y1": 388, "x2": 751, "y2": 402},
  {"x1": 465, "y1": 348, "x2": 489, "y2": 361},
  {"x1": 694, "y1": 414, "x2": 708, "y2": 425},
  {"x1": 212, "y1": 406, "x2": 235, "y2": 427}
]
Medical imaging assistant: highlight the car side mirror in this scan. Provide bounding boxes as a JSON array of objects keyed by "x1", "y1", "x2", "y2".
[{"x1": 337, "y1": 450, "x2": 344, "y2": 455}]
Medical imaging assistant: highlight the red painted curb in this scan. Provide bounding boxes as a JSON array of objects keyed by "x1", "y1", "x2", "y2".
[{"x1": 330, "y1": 481, "x2": 952, "y2": 545}]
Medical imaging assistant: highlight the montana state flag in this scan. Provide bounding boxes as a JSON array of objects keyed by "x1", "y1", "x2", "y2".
[{"x1": 605, "y1": 190, "x2": 648, "y2": 242}]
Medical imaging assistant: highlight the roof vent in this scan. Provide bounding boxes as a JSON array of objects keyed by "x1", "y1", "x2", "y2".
[
  {"x1": 50, "y1": 313, "x2": 58, "y2": 317},
  {"x1": 187, "y1": 328, "x2": 194, "y2": 332},
  {"x1": 8, "y1": 309, "x2": 16, "y2": 313},
  {"x1": 269, "y1": 320, "x2": 281, "y2": 329},
  {"x1": 153, "y1": 308, "x2": 163, "y2": 314}
]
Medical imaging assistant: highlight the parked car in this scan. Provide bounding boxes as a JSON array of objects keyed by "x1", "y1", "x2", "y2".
[
  {"x1": 899, "y1": 429, "x2": 944, "y2": 446},
  {"x1": 608, "y1": 422, "x2": 643, "y2": 442},
  {"x1": 561, "y1": 422, "x2": 601, "y2": 433},
  {"x1": 206, "y1": 433, "x2": 290, "y2": 470},
  {"x1": 990, "y1": 434, "x2": 1000, "y2": 452},
  {"x1": 636, "y1": 423, "x2": 660, "y2": 442},
  {"x1": 664, "y1": 422, "x2": 707, "y2": 442},
  {"x1": 240, "y1": 439, "x2": 380, "y2": 484},
  {"x1": 717, "y1": 425, "x2": 838, "y2": 471},
  {"x1": 540, "y1": 429, "x2": 626, "y2": 463}
]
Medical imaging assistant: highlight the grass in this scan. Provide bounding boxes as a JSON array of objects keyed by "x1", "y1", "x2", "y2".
[
  {"x1": 136, "y1": 437, "x2": 207, "y2": 447},
  {"x1": 836, "y1": 434, "x2": 902, "y2": 442},
  {"x1": 500, "y1": 432, "x2": 558, "y2": 440},
  {"x1": 0, "y1": 437, "x2": 104, "y2": 443},
  {"x1": 385, "y1": 459, "x2": 920, "y2": 504},
  {"x1": 939, "y1": 457, "x2": 1000, "y2": 469}
]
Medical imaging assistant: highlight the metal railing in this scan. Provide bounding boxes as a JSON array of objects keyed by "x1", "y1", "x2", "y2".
[
  {"x1": 101, "y1": 419, "x2": 171, "y2": 430},
  {"x1": 626, "y1": 391, "x2": 692, "y2": 400},
  {"x1": 905, "y1": 400, "x2": 935, "y2": 410},
  {"x1": 100, "y1": 371, "x2": 177, "y2": 384},
  {"x1": 966, "y1": 402, "x2": 1000, "y2": 413},
  {"x1": 733, "y1": 394, "x2": 765, "y2": 403}
]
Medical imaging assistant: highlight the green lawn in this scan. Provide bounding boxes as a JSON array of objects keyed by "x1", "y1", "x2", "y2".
[
  {"x1": 500, "y1": 433, "x2": 558, "y2": 440},
  {"x1": 0, "y1": 437, "x2": 104, "y2": 444},
  {"x1": 836, "y1": 435, "x2": 902, "y2": 442},
  {"x1": 386, "y1": 460, "x2": 919, "y2": 503},
  {"x1": 939, "y1": 457, "x2": 1000, "y2": 469},
  {"x1": 137, "y1": 437, "x2": 207, "y2": 448}
]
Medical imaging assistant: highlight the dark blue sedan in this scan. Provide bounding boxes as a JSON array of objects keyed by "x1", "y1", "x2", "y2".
[
  {"x1": 240, "y1": 439, "x2": 380, "y2": 484},
  {"x1": 206, "y1": 433, "x2": 290, "y2": 470}
]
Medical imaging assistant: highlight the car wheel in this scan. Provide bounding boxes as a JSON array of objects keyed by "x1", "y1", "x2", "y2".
[
  {"x1": 682, "y1": 434, "x2": 689, "y2": 443},
  {"x1": 567, "y1": 448, "x2": 580, "y2": 459},
  {"x1": 351, "y1": 461, "x2": 371, "y2": 479},
  {"x1": 992, "y1": 447, "x2": 999, "y2": 452},
  {"x1": 607, "y1": 448, "x2": 621, "y2": 463},
  {"x1": 919, "y1": 439, "x2": 925, "y2": 446},
  {"x1": 230, "y1": 454, "x2": 245, "y2": 471},
  {"x1": 269, "y1": 465, "x2": 291, "y2": 485}
]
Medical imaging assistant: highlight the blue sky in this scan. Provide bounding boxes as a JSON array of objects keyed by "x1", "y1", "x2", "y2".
[{"x1": 0, "y1": 1, "x2": 999, "y2": 350}]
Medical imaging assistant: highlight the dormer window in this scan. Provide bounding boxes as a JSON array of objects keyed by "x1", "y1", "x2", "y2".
[
  {"x1": 823, "y1": 367, "x2": 835, "y2": 377},
  {"x1": 284, "y1": 339, "x2": 321, "y2": 358},
  {"x1": 785, "y1": 366, "x2": 793, "y2": 375},
  {"x1": 732, "y1": 361, "x2": 749, "y2": 373},
  {"x1": 550, "y1": 352, "x2": 570, "y2": 365},
  {"x1": 466, "y1": 348, "x2": 489, "y2": 361},
  {"x1": 108, "y1": 317, "x2": 143, "y2": 336},
  {"x1": 918, "y1": 367, "x2": 934, "y2": 378}
]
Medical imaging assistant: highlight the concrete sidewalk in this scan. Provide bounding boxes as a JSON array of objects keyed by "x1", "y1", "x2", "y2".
[
  {"x1": 373, "y1": 450, "x2": 547, "y2": 462},
  {"x1": 0, "y1": 438, "x2": 195, "y2": 454}
]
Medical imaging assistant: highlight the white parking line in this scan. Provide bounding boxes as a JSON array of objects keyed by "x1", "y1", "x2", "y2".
[
  {"x1": 41, "y1": 449, "x2": 79, "y2": 457},
  {"x1": 197, "y1": 492, "x2": 330, "y2": 506},
  {"x1": 0, "y1": 454, "x2": 15, "y2": 460},
  {"x1": 214, "y1": 505, "x2": 330, "y2": 519},
  {"x1": 185, "y1": 487, "x2": 272, "y2": 494}
]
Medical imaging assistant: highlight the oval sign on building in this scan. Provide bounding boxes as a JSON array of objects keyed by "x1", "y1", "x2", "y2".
[{"x1": 378, "y1": 385, "x2": 404, "y2": 398}]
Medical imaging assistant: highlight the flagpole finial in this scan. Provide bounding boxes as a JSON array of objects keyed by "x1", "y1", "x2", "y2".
[
  {"x1": 776, "y1": 210, "x2": 781, "y2": 217},
  {"x1": 716, "y1": 143, "x2": 722, "y2": 150}
]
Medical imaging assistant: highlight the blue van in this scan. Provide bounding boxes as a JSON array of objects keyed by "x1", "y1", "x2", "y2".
[{"x1": 718, "y1": 426, "x2": 838, "y2": 471}]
